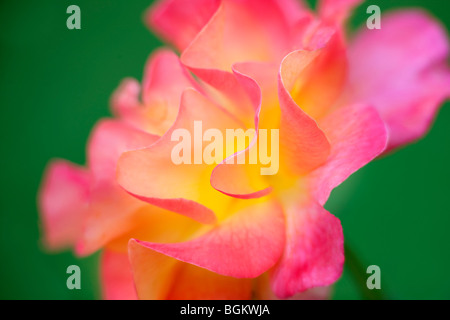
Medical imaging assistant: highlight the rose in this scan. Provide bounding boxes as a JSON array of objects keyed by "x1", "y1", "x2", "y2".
[{"x1": 39, "y1": 0, "x2": 450, "y2": 299}]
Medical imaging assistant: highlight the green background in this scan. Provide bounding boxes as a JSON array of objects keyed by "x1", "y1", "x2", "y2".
[{"x1": 0, "y1": 0, "x2": 449, "y2": 299}]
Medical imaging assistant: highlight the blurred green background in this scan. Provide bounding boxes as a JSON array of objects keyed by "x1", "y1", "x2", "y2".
[{"x1": 0, "y1": 0, "x2": 449, "y2": 299}]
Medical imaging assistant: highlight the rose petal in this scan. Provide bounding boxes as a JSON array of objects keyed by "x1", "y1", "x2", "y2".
[
  {"x1": 146, "y1": 0, "x2": 221, "y2": 52},
  {"x1": 181, "y1": 0, "x2": 299, "y2": 70},
  {"x1": 39, "y1": 160, "x2": 90, "y2": 251},
  {"x1": 284, "y1": 30, "x2": 348, "y2": 120},
  {"x1": 117, "y1": 88, "x2": 245, "y2": 223},
  {"x1": 132, "y1": 200, "x2": 285, "y2": 278},
  {"x1": 111, "y1": 50, "x2": 198, "y2": 135},
  {"x1": 76, "y1": 120, "x2": 159, "y2": 255},
  {"x1": 110, "y1": 78, "x2": 140, "y2": 122},
  {"x1": 345, "y1": 10, "x2": 450, "y2": 150},
  {"x1": 255, "y1": 273, "x2": 332, "y2": 300},
  {"x1": 126, "y1": 209, "x2": 207, "y2": 299},
  {"x1": 179, "y1": 0, "x2": 307, "y2": 125},
  {"x1": 209, "y1": 62, "x2": 275, "y2": 198},
  {"x1": 101, "y1": 250, "x2": 137, "y2": 300},
  {"x1": 167, "y1": 263, "x2": 252, "y2": 299},
  {"x1": 106, "y1": 205, "x2": 202, "y2": 253},
  {"x1": 129, "y1": 239, "x2": 252, "y2": 300},
  {"x1": 75, "y1": 183, "x2": 146, "y2": 256},
  {"x1": 279, "y1": 50, "x2": 331, "y2": 175},
  {"x1": 148, "y1": 0, "x2": 306, "y2": 53},
  {"x1": 87, "y1": 119, "x2": 159, "y2": 182},
  {"x1": 270, "y1": 198, "x2": 344, "y2": 298},
  {"x1": 128, "y1": 239, "x2": 179, "y2": 299},
  {"x1": 308, "y1": 104, "x2": 388, "y2": 206}
]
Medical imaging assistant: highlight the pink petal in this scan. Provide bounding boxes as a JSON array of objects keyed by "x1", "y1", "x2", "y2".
[
  {"x1": 210, "y1": 161, "x2": 273, "y2": 199},
  {"x1": 345, "y1": 10, "x2": 450, "y2": 150},
  {"x1": 308, "y1": 104, "x2": 388, "y2": 206},
  {"x1": 211, "y1": 47, "x2": 336, "y2": 197},
  {"x1": 283, "y1": 30, "x2": 348, "y2": 120},
  {"x1": 141, "y1": 49, "x2": 199, "y2": 106},
  {"x1": 179, "y1": 0, "x2": 307, "y2": 125},
  {"x1": 87, "y1": 119, "x2": 159, "y2": 182},
  {"x1": 209, "y1": 62, "x2": 274, "y2": 199},
  {"x1": 146, "y1": 0, "x2": 221, "y2": 52},
  {"x1": 255, "y1": 273, "x2": 331, "y2": 300},
  {"x1": 76, "y1": 120, "x2": 159, "y2": 255},
  {"x1": 111, "y1": 50, "x2": 198, "y2": 135},
  {"x1": 148, "y1": 0, "x2": 307, "y2": 50},
  {"x1": 38, "y1": 160, "x2": 90, "y2": 250},
  {"x1": 130, "y1": 239, "x2": 252, "y2": 299},
  {"x1": 101, "y1": 250, "x2": 137, "y2": 300},
  {"x1": 179, "y1": 0, "x2": 288, "y2": 66},
  {"x1": 105, "y1": 205, "x2": 203, "y2": 252},
  {"x1": 132, "y1": 200, "x2": 285, "y2": 278},
  {"x1": 167, "y1": 263, "x2": 252, "y2": 299},
  {"x1": 128, "y1": 239, "x2": 179, "y2": 299},
  {"x1": 125, "y1": 209, "x2": 206, "y2": 299},
  {"x1": 75, "y1": 184, "x2": 146, "y2": 256},
  {"x1": 279, "y1": 50, "x2": 331, "y2": 175},
  {"x1": 232, "y1": 61, "x2": 280, "y2": 131},
  {"x1": 110, "y1": 78, "x2": 140, "y2": 122},
  {"x1": 184, "y1": 66, "x2": 256, "y2": 128},
  {"x1": 117, "y1": 88, "x2": 245, "y2": 223},
  {"x1": 270, "y1": 198, "x2": 344, "y2": 298},
  {"x1": 133, "y1": 197, "x2": 218, "y2": 226}
]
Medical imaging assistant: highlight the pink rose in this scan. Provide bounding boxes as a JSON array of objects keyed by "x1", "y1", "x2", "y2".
[{"x1": 39, "y1": 0, "x2": 449, "y2": 299}]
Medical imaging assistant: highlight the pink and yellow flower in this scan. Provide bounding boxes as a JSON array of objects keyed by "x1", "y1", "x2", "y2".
[{"x1": 39, "y1": 0, "x2": 450, "y2": 299}]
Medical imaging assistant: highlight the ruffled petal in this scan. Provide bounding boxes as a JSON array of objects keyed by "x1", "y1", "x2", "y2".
[
  {"x1": 146, "y1": 0, "x2": 221, "y2": 52},
  {"x1": 284, "y1": 29, "x2": 348, "y2": 120},
  {"x1": 111, "y1": 49, "x2": 198, "y2": 135},
  {"x1": 76, "y1": 120, "x2": 159, "y2": 255},
  {"x1": 270, "y1": 198, "x2": 344, "y2": 298},
  {"x1": 117, "y1": 88, "x2": 245, "y2": 222},
  {"x1": 180, "y1": 0, "x2": 300, "y2": 70},
  {"x1": 148, "y1": 0, "x2": 307, "y2": 53},
  {"x1": 179, "y1": 0, "x2": 307, "y2": 125},
  {"x1": 87, "y1": 119, "x2": 159, "y2": 182},
  {"x1": 75, "y1": 183, "x2": 146, "y2": 256},
  {"x1": 279, "y1": 50, "x2": 331, "y2": 175},
  {"x1": 131, "y1": 200, "x2": 285, "y2": 279},
  {"x1": 209, "y1": 62, "x2": 275, "y2": 198},
  {"x1": 106, "y1": 205, "x2": 202, "y2": 253},
  {"x1": 308, "y1": 104, "x2": 388, "y2": 206}
]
